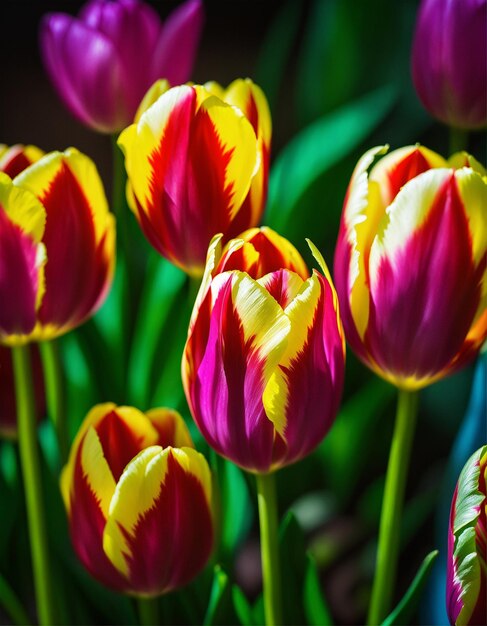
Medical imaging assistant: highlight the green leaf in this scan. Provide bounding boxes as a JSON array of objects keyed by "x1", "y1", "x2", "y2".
[
  {"x1": 304, "y1": 554, "x2": 333, "y2": 626},
  {"x1": 220, "y1": 458, "x2": 254, "y2": 558},
  {"x1": 232, "y1": 585, "x2": 256, "y2": 626},
  {"x1": 254, "y1": 0, "x2": 303, "y2": 116},
  {"x1": 203, "y1": 565, "x2": 236, "y2": 626},
  {"x1": 0, "y1": 570, "x2": 31, "y2": 626},
  {"x1": 128, "y1": 253, "x2": 186, "y2": 408},
  {"x1": 381, "y1": 550, "x2": 439, "y2": 626},
  {"x1": 265, "y1": 84, "x2": 396, "y2": 232},
  {"x1": 279, "y1": 511, "x2": 307, "y2": 625}
]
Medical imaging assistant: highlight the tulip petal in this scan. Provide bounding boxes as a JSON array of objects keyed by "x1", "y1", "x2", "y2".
[
  {"x1": 40, "y1": 14, "x2": 128, "y2": 132},
  {"x1": 217, "y1": 227, "x2": 309, "y2": 280},
  {"x1": 367, "y1": 169, "x2": 484, "y2": 386},
  {"x1": 62, "y1": 425, "x2": 126, "y2": 591},
  {"x1": 149, "y1": 0, "x2": 204, "y2": 87},
  {"x1": 0, "y1": 174, "x2": 46, "y2": 340},
  {"x1": 0, "y1": 145, "x2": 44, "y2": 179},
  {"x1": 15, "y1": 148, "x2": 115, "y2": 337},
  {"x1": 188, "y1": 272, "x2": 290, "y2": 472},
  {"x1": 262, "y1": 270, "x2": 344, "y2": 467},
  {"x1": 103, "y1": 446, "x2": 212, "y2": 594},
  {"x1": 145, "y1": 408, "x2": 194, "y2": 449}
]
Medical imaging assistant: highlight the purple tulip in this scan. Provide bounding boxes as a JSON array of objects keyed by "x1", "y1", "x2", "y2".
[
  {"x1": 40, "y1": 0, "x2": 204, "y2": 133},
  {"x1": 411, "y1": 0, "x2": 487, "y2": 130}
]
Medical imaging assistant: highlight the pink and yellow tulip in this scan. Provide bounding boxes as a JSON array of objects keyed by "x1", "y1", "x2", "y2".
[
  {"x1": 118, "y1": 79, "x2": 270, "y2": 276},
  {"x1": 446, "y1": 446, "x2": 486, "y2": 626},
  {"x1": 0, "y1": 148, "x2": 115, "y2": 345},
  {"x1": 182, "y1": 228, "x2": 345, "y2": 473},
  {"x1": 334, "y1": 145, "x2": 487, "y2": 390},
  {"x1": 61, "y1": 403, "x2": 213, "y2": 595}
]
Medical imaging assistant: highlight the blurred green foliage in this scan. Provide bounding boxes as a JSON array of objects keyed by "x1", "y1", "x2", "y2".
[{"x1": 1, "y1": 1, "x2": 484, "y2": 625}]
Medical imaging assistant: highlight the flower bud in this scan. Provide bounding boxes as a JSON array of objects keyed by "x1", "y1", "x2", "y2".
[
  {"x1": 334, "y1": 145, "x2": 487, "y2": 389},
  {"x1": 411, "y1": 0, "x2": 487, "y2": 129},
  {"x1": 61, "y1": 404, "x2": 213, "y2": 595},
  {"x1": 182, "y1": 229, "x2": 345, "y2": 473}
]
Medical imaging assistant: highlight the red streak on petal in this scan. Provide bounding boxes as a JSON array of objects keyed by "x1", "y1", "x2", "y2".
[
  {"x1": 1, "y1": 151, "x2": 34, "y2": 179},
  {"x1": 38, "y1": 161, "x2": 110, "y2": 330},
  {"x1": 143, "y1": 91, "x2": 239, "y2": 270},
  {"x1": 95, "y1": 410, "x2": 149, "y2": 482},
  {"x1": 120, "y1": 451, "x2": 213, "y2": 595},
  {"x1": 385, "y1": 148, "x2": 433, "y2": 203},
  {"x1": 0, "y1": 208, "x2": 40, "y2": 336},
  {"x1": 69, "y1": 445, "x2": 126, "y2": 591},
  {"x1": 365, "y1": 174, "x2": 482, "y2": 381}
]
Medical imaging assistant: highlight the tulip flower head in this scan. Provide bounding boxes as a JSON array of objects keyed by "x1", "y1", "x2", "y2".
[
  {"x1": 334, "y1": 145, "x2": 487, "y2": 390},
  {"x1": 446, "y1": 445, "x2": 486, "y2": 626},
  {"x1": 119, "y1": 79, "x2": 271, "y2": 276},
  {"x1": 61, "y1": 403, "x2": 213, "y2": 595},
  {"x1": 182, "y1": 228, "x2": 345, "y2": 473},
  {"x1": 0, "y1": 148, "x2": 115, "y2": 345},
  {"x1": 40, "y1": 0, "x2": 204, "y2": 133},
  {"x1": 411, "y1": 0, "x2": 487, "y2": 129}
]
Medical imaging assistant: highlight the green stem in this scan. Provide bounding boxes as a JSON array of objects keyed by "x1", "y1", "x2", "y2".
[
  {"x1": 256, "y1": 472, "x2": 282, "y2": 626},
  {"x1": 12, "y1": 345, "x2": 55, "y2": 626},
  {"x1": 0, "y1": 571, "x2": 31, "y2": 626},
  {"x1": 449, "y1": 126, "x2": 469, "y2": 155},
  {"x1": 367, "y1": 388, "x2": 418, "y2": 626},
  {"x1": 137, "y1": 597, "x2": 159, "y2": 626},
  {"x1": 39, "y1": 340, "x2": 68, "y2": 466}
]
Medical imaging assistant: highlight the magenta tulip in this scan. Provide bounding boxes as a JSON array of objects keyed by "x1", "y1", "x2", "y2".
[
  {"x1": 411, "y1": 0, "x2": 487, "y2": 129},
  {"x1": 40, "y1": 0, "x2": 204, "y2": 133}
]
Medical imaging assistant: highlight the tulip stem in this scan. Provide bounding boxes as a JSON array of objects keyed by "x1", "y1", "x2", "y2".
[
  {"x1": 40, "y1": 340, "x2": 68, "y2": 465},
  {"x1": 12, "y1": 345, "x2": 55, "y2": 626},
  {"x1": 449, "y1": 127, "x2": 468, "y2": 154},
  {"x1": 137, "y1": 597, "x2": 159, "y2": 626},
  {"x1": 256, "y1": 472, "x2": 282, "y2": 626},
  {"x1": 367, "y1": 388, "x2": 418, "y2": 625}
]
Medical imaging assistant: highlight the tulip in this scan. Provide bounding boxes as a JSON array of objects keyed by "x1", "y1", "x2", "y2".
[
  {"x1": 61, "y1": 403, "x2": 213, "y2": 595},
  {"x1": 0, "y1": 144, "x2": 44, "y2": 179},
  {"x1": 119, "y1": 79, "x2": 270, "y2": 276},
  {"x1": 446, "y1": 445, "x2": 486, "y2": 626},
  {"x1": 182, "y1": 228, "x2": 345, "y2": 473},
  {"x1": 0, "y1": 147, "x2": 115, "y2": 345},
  {"x1": 334, "y1": 144, "x2": 487, "y2": 391},
  {"x1": 411, "y1": 0, "x2": 487, "y2": 130},
  {"x1": 40, "y1": 0, "x2": 204, "y2": 133},
  {"x1": 335, "y1": 145, "x2": 487, "y2": 624}
]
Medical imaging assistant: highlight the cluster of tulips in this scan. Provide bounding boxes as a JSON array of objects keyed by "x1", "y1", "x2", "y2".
[{"x1": 1, "y1": 0, "x2": 486, "y2": 625}]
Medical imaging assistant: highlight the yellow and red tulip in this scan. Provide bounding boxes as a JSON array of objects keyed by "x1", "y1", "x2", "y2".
[
  {"x1": 118, "y1": 79, "x2": 270, "y2": 276},
  {"x1": 61, "y1": 403, "x2": 213, "y2": 595},
  {"x1": 446, "y1": 445, "x2": 486, "y2": 626},
  {"x1": 0, "y1": 147, "x2": 115, "y2": 345},
  {"x1": 334, "y1": 145, "x2": 487, "y2": 390},
  {"x1": 182, "y1": 228, "x2": 345, "y2": 473},
  {"x1": 0, "y1": 144, "x2": 44, "y2": 179}
]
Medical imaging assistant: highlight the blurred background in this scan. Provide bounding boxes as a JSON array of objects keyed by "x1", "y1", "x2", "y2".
[{"x1": 1, "y1": 1, "x2": 485, "y2": 625}]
